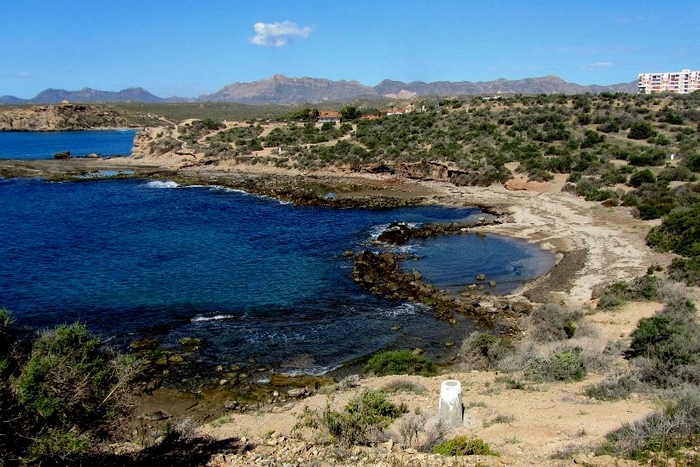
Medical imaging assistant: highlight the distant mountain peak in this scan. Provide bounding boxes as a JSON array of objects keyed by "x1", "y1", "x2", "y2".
[{"x1": 0, "y1": 75, "x2": 637, "y2": 106}]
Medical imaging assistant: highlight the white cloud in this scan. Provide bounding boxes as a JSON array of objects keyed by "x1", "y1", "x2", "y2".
[
  {"x1": 0, "y1": 71, "x2": 30, "y2": 78},
  {"x1": 249, "y1": 21, "x2": 311, "y2": 47},
  {"x1": 581, "y1": 61, "x2": 614, "y2": 70}
]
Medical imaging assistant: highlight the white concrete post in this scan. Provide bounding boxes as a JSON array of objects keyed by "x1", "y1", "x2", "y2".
[{"x1": 438, "y1": 379, "x2": 462, "y2": 428}]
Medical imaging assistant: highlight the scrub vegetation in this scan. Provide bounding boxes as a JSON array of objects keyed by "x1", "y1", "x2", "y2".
[{"x1": 460, "y1": 276, "x2": 700, "y2": 464}]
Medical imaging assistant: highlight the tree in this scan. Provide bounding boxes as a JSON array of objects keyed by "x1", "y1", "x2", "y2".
[{"x1": 340, "y1": 105, "x2": 361, "y2": 122}]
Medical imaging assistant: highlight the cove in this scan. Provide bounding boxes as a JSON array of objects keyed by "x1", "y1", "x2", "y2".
[{"x1": 0, "y1": 177, "x2": 553, "y2": 376}]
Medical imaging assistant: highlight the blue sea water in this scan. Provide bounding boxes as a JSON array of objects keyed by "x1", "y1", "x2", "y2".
[
  {"x1": 0, "y1": 132, "x2": 555, "y2": 376},
  {"x1": 0, "y1": 177, "x2": 553, "y2": 374},
  {"x1": 0, "y1": 130, "x2": 137, "y2": 159}
]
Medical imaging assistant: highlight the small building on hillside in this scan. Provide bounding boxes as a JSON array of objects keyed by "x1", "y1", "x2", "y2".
[{"x1": 317, "y1": 111, "x2": 341, "y2": 124}]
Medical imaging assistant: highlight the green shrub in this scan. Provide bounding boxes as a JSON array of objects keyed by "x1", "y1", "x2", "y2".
[
  {"x1": 27, "y1": 428, "x2": 92, "y2": 462},
  {"x1": 433, "y1": 436, "x2": 498, "y2": 456},
  {"x1": 295, "y1": 390, "x2": 406, "y2": 446},
  {"x1": 596, "y1": 275, "x2": 660, "y2": 309},
  {"x1": 628, "y1": 299, "x2": 700, "y2": 388},
  {"x1": 647, "y1": 204, "x2": 700, "y2": 257},
  {"x1": 363, "y1": 350, "x2": 437, "y2": 376},
  {"x1": 628, "y1": 121, "x2": 657, "y2": 140},
  {"x1": 628, "y1": 148, "x2": 666, "y2": 166},
  {"x1": 526, "y1": 304, "x2": 585, "y2": 342},
  {"x1": 11, "y1": 323, "x2": 139, "y2": 459},
  {"x1": 585, "y1": 373, "x2": 638, "y2": 401},
  {"x1": 598, "y1": 392, "x2": 700, "y2": 460},
  {"x1": 525, "y1": 348, "x2": 586, "y2": 382},
  {"x1": 382, "y1": 380, "x2": 426, "y2": 394},
  {"x1": 667, "y1": 256, "x2": 700, "y2": 286},
  {"x1": 628, "y1": 169, "x2": 656, "y2": 188},
  {"x1": 463, "y1": 332, "x2": 514, "y2": 370},
  {"x1": 681, "y1": 152, "x2": 700, "y2": 173}
]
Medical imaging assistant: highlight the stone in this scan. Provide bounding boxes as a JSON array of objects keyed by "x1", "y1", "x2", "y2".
[
  {"x1": 168, "y1": 354, "x2": 184, "y2": 364},
  {"x1": 287, "y1": 388, "x2": 306, "y2": 398},
  {"x1": 476, "y1": 273, "x2": 486, "y2": 281}
]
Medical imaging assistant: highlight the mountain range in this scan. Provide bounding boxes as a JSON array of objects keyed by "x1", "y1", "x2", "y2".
[{"x1": 0, "y1": 74, "x2": 637, "y2": 105}]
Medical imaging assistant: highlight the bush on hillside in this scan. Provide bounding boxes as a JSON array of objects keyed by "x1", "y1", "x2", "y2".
[
  {"x1": 598, "y1": 392, "x2": 700, "y2": 460},
  {"x1": 595, "y1": 275, "x2": 660, "y2": 309},
  {"x1": 524, "y1": 347, "x2": 587, "y2": 383},
  {"x1": 363, "y1": 350, "x2": 437, "y2": 376},
  {"x1": 294, "y1": 390, "x2": 406, "y2": 446},
  {"x1": 628, "y1": 121, "x2": 657, "y2": 140},
  {"x1": 462, "y1": 332, "x2": 514, "y2": 370},
  {"x1": 525, "y1": 304, "x2": 589, "y2": 342},
  {"x1": 629, "y1": 298, "x2": 700, "y2": 388},
  {"x1": 628, "y1": 169, "x2": 656, "y2": 188},
  {"x1": 433, "y1": 436, "x2": 498, "y2": 456},
  {"x1": 681, "y1": 152, "x2": 700, "y2": 173},
  {"x1": 667, "y1": 256, "x2": 700, "y2": 286},
  {"x1": 585, "y1": 372, "x2": 639, "y2": 401},
  {"x1": 646, "y1": 204, "x2": 700, "y2": 256},
  {"x1": 0, "y1": 315, "x2": 141, "y2": 464}
]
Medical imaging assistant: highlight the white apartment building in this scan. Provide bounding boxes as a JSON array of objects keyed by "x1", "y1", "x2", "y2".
[{"x1": 638, "y1": 69, "x2": 700, "y2": 94}]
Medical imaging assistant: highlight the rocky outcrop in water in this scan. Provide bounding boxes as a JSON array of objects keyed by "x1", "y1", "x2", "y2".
[
  {"x1": 351, "y1": 249, "x2": 532, "y2": 323},
  {"x1": 351, "y1": 215, "x2": 530, "y2": 323}
]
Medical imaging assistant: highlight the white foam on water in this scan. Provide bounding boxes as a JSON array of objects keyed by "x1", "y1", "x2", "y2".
[
  {"x1": 146, "y1": 180, "x2": 179, "y2": 189},
  {"x1": 191, "y1": 314, "x2": 236, "y2": 323},
  {"x1": 381, "y1": 302, "x2": 428, "y2": 318},
  {"x1": 278, "y1": 364, "x2": 341, "y2": 377}
]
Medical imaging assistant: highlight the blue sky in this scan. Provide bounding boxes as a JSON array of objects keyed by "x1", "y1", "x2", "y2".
[{"x1": 1, "y1": 0, "x2": 698, "y2": 99}]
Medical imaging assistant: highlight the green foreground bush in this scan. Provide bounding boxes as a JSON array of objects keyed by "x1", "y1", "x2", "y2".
[
  {"x1": 363, "y1": 349, "x2": 437, "y2": 376},
  {"x1": 599, "y1": 392, "x2": 700, "y2": 460},
  {"x1": 596, "y1": 274, "x2": 660, "y2": 309},
  {"x1": 433, "y1": 436, "x2": 498, "y2": 456},
  {"x1": 463, "y1": 332, "x2": 514, "y2": 370},
  {"x1": 294, "y1": 390, "x2": 406, "y2": 446},
  {"x1": 525, "y1": 347, "x2": 587, "y2": 382},
  {"x1": 0, "y1": 316, "x2": 140, "y2": 463}
]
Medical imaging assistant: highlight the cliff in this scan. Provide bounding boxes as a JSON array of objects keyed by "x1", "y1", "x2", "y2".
[{"x1": 0, "y1": 104, "x2": 137, "y2": 131}]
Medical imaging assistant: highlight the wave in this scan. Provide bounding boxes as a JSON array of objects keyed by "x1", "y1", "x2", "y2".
[
  {"x1": 277, "y1": 364, "x2": 342, "y2": 377},
  {"x1": 380, "y1": 302, "x2": 429, "y2": 318},
  {"x1": 146, "y1": 180, "x2": 179, "y2": 189},
  {"x1": 191, "y1": 314, "x2": 236, "y2": 323}
]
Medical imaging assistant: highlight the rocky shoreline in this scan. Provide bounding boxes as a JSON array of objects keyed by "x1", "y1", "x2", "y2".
[
  {"x1": 1, "y1": 153, "x2": 670, "y2": 465},
  {"x1": 1, "y1": 157, "x2": 655, "y2": 377},
  {"x1": 0, "y1": 156, "x2": 557, "y2": 396}
]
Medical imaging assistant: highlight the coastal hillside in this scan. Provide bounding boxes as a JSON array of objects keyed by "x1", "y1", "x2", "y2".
[{"x1": 0, "y1": 103, "x2": 165, "y2": 131}]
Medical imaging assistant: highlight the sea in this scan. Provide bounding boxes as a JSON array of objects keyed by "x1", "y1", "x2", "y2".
[{"x1": 0, "y1": 130, "x2": 555, "y2": 376}]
